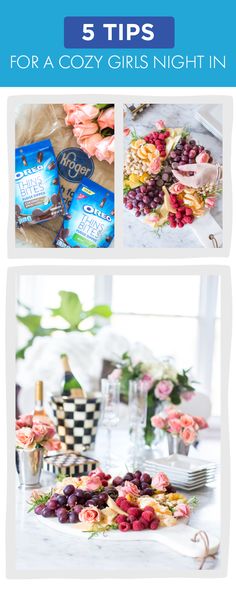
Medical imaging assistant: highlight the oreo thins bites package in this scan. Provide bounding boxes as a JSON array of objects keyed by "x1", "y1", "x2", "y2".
[
  {"x1": 15, "y1": 139, "x2": 66, "y2": 226},
  {"x1": 55, "y1": 177, "x2": 114, "y2": 248}
]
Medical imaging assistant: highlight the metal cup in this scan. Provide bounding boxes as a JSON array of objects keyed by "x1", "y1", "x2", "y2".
[
  {"x1": 16, "y1": 448, "x2": 43, "y2": 488},
  {"x1": 167, "y1": 433, "x2": 190, "y2": 456}
]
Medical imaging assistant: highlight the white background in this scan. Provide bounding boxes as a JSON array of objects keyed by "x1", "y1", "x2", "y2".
[{"x1": 1, "y1": 86, "x2": 235, "y2": 587}]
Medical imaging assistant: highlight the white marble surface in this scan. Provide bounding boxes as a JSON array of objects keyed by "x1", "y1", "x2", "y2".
[
  {"x1": 15, "y1": 428, "x2": 221, "y2": 576},
  {"x1": 123, "y1": 104, "x2": 222, "y2": 249}
]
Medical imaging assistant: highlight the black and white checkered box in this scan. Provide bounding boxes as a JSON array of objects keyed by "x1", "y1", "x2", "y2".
[
  {"x1": 43, "y1": 452, "x2": 99, "y2": 477},
  {"x1": 51, "y1": 395, "x2": 101, "y2": 453}
]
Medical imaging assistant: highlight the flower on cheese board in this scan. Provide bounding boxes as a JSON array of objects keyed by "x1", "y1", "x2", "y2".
[
  {"x1": 31, "y1": 468, "x2": 198, "y2": 534},
  {"x1": 123, "y1": 121, "x2": 222, "y2": 230}
]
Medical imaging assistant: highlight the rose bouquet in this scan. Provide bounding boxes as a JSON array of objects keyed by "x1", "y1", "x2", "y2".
[
  {"x1": 16, "y1": 414, "x2": 61, "y2": 452},
  {"x1": 31, "y1": 467, "x2": 197, "y2": 534},
  {"x1": 64, "y1": 104, "x2": 115, "y2": 164},
  {"x1": 110, "y1": 353, "x2": 196, "y2": 445},
  {"x1": 123, "y1": 120, "x2": 221, "y2": 230},
  {"x1": 151, "y1": 408, "x2": 208, "y2": 447}
]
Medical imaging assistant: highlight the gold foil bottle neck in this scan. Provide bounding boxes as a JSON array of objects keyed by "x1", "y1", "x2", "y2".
[{"x1": 35, "y1": 380, "x2": 44, "y2": 402}]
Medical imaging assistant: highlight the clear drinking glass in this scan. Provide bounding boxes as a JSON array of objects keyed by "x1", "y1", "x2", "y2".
[
  {"x1": 101, "y1": 379, "x2": 120, "y2": 470},
  {"x1": 128, "y1": 379, "x2": 148, "y2": 468}
]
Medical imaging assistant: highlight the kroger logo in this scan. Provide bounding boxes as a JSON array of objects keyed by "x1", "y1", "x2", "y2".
[{"x1": 57, "y1": 148, "x2": 94, "y2": 183}]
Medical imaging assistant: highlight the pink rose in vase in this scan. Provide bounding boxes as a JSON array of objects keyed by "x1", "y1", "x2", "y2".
[
  {"x1": 180, "y1": 414, "x2": 195, "y2": 428},
  {"x1": 181, "y1": 426, "x2": 197, "y2": 445},
  {"x1": 168, "y1": 418, "x2": 182, "y2": 434},
  {"x1": 32, "y1": 423, "x2": 50, "y2": 443},
  {"x1": 42, "y1": 438, "x2": 61, "y2": 451},
  {"x1": 16, "y1": 427, "x2": 35, "y2": 449},
  {"x1": 194, "y1": 416, "x2": 208, "y2": 429},
  {"x1": 151, "y1": 415, "x2": 166, "y2": 429},
  {"x1": 140, "y1": 373, "x2": 154, "y2": 393},
  {"x1": 155, "y1": 380, "x2": 173, "y2": 401}
]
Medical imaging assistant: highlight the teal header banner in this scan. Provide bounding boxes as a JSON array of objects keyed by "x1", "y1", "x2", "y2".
[{"x1": 0, "y1": 0, "x2": 235, "y2": 86}]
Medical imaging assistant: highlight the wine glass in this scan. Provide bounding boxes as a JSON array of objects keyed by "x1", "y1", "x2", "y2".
[
  {"x1": 128, "y1": 379, "x2": 148, "y2": 468},
  {"x1": 100, "y1": 379, "x2": 120, "y2": 470}
]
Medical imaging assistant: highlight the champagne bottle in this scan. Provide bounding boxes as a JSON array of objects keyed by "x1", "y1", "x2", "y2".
[
  {"x1": 33, "y1": 380, "x2": 48, "y2": 417},
  {"x1": 60, "y1": 354, "x2": 85, "y2": 398}
]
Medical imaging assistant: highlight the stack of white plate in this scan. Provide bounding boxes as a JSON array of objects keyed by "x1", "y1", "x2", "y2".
[{"x1": 144, "y1": 455, "x2": 217, "y2": 491}]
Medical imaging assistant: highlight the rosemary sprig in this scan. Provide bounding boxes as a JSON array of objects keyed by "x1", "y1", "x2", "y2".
[
  {"x1": 27, "y1": 490, "x2": 53, "y2": 512},
  {"x1": 187, "y1": 496, "x2": 198, "y2": 508},
  {"x1": 86, "y1": 523, "x2": 118, "y2": 539}
]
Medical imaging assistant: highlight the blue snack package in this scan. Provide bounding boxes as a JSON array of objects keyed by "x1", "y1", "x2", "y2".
[
  {"x1": 55, "y1": 177, "x2": 114, "y2": 248},
  {"x1": 15, "y1": 139, "x2": 66, "y2": 226}
]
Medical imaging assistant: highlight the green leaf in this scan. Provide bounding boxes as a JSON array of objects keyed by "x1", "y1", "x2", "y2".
[
  {"x1": 50, "y1": 291, "x2": 82, "y2": 329},
  {"x1": 170, "y1": 388, "x2": 181, "y2": 405},
  {"x1": 16, "y1": 314, "x2": 42, "y2": 334},
  {"x1": 83, "y1": 305, "x2": 112, "y2": 319}
]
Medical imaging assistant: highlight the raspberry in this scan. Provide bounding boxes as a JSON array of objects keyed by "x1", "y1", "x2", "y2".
[
  {"x1": 115, "y1": 515, "x2": 127, "y2": 524},
  {"x1": 143, "y1": 506, "x2": 155, "y2": 514},
  {"x1": 116, "y1": 497, "x2": 124, "y2": 507},
  {"x1": 139, "y1": 517, "x2": 149, "y2": 529},
  {"x1": 127, "y1": 507, "x2": 142, "y2": 518},
  {"x1": 185, "y1": 207, "x2": 193, "y2": 216},
  {"x1": 149, "y1": 518, "x2": 160, "y2": 530},
  {"x1": 119, "y1": 499, "x2": 132, "y2": 512},
  {"x1": 141, "y1": 510, "x2": 155, "y2": 523},
  {"x1": 127, "y1": 515, "x2": 136, "y2": 523},
  {"x1": 101, "y1": 479, "x2": 108, "y2": 486},
  {"x1": 132, "y1": 520, "x2": 146, "y2": 531},
  {"x1": 119, "y1": 521, "x2": 131, "y2": 532}
]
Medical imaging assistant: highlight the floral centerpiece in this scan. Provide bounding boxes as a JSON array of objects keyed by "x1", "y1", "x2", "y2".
[
  {"x1": 16, "y1": 415, "x2": 61, "y2": 488},
  {"x1": 123, "y1": 120, "x2": 221, "y2": 230},
  {"x1": 110, "y1": 353, "x2": 196, "y2": 445},
  {"x1": 151, "y1": 408, "x2": 208, "y2": 454},
  {"x1": 64, "y1": 104, "x2": 115, "y2": 164},
  {"x1": 16, "y1": 414, "x2": 61, "y2": 452},
  {"x1": 31, "y1": 467, "x2": 197, "y2": 534}
]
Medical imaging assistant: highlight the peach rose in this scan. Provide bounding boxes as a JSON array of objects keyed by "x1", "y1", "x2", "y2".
[
  {"x1": 32, "y1": 423, "x2": 50, "y2": 442},
  {"x1": 196, "y1": 151, "x2": 210, "y2": 164},
  {"x1": 180, "y1": 426, "x2": 197, "y2": 445},
  {"x1": 166, "y1": 408, "x2": 183, "y2": 419},
  {"x1": 168, "y1": 418, "x2": 182, "y2": 434},
  {"x1": 42, "y1": 438, "x2": 61, "y2": 451},
  {"x1": 98, "y1": 107, "x2": 114, "y2": 130},
  {"x1": 149, "y1": 157, "x2": 161, "y2": 174},
  {"x1": 152, "y1": 472, "x2": 170, "y2": 491},
  {"x1": 151, "y1": 415, "x2": 166, "y2": 429},
  {"x1": 169, "y1": 182, "x2": 185, "y2": 194},
  {"x1": 205, "y1": 196, "x2": 217, "y2": 208},
  {"x1": 73, "y1": 121, "x2": 98, "y2": 140},
  {"x1": 79, "y1": 133, "x2": 103, "y2": 157},
  {"x1": 88, "y1": 467, "x2": 104, "y2": 478},
  {"x1": 174, "y1": 503, "x2": 190, "y2": 518},
  {"x1": 16, "y1": 427, "x2": 35, "y2": 449},
  {"x1": 123, "y1": 127, "x2": 131, "y2": 136},
  {"x1": 95, "y1": 135, "x2": 115, "y2": 164},
  {"x1": 180, "y1": 414, "x2": 195, "y2": 428},
  {"x1": 16, "y1": 414, "x2": 33, "y2": 429},
  {"x1": 65, "y1": 104, "x2": 99, "y2": 126},
  {"x1": 155, "y1": 119, "x2": 166, "y2": 130},
  {"x1": 118, "y1": 481, "x2": 140, "y2": 497},
  {"x1": 194, "y1": 416, "x2": 208, "y2": 430},
  {"x1": 79, "y1": 506, "x2": 101, "y2": 523},
  {"x1": 86, "y1": 475, "x2": 102, "y2": 492}
]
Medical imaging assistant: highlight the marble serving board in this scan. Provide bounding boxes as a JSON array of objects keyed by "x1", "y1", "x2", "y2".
[{"x1": 35, "y1": 515, "x2": 219, "y2": 559}]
